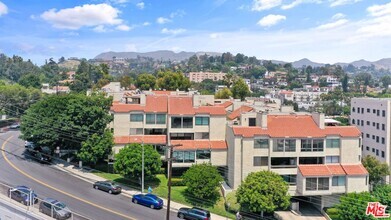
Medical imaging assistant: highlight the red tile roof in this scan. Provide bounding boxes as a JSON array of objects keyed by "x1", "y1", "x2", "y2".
[
  {"x1": 219, "y1": 101, "x2": 233, "y2": 108},
  {"x1": 168, "y1": 97, "x2": 195, "y2": 115},
  {"x1": 114, "y1": 135, "x2": 167, "y2": 144},
  {"x1": 299, "y1": 164, "x2": 368, "y2": 177},
  {"x1": 110, "y1": 103, "x2": 144, "y2": 112},
  {"x1": 144, "y1": 96, "x2": 168, "y2": 113},
  {"x1": 327, "y1": 164, "x2": 346, "y2": 175},
  {"x1": 195, "y1": 106, "x2": 226, "y2": 115},
  {"x1": 232, "y1": 115, "x2": 361, "y2": 138},
  {"x1": 152, "y1": 90, "x2": 173, "y2": 95},
  {"x1": 228, "y1": 106, "x2": 253, "y2": 120},
  {"x1": 299, "y1": 165, "x2": 331, "y2": 176},
  {"x1": 170, "y1": 140, "x2": 227, "y2": 151},
  {"x1": 342, "y1": 164, "x2": 368, "y2": 175}
]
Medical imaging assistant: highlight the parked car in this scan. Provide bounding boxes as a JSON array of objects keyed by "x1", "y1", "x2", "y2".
[
  {"x1": 132, "y1": 193, "x2": 163, "y2": 209},
  {"x1": 25, "y1": 145, "x2": 52, "y2": 163},
  {"x1": 177, "y1": 207, "x2": 211, "y2": 220},
  {"x1": 25, "y1": 141, "x2": 35, "y2": 148},
  {"x1": 39, "y1": 198, "x2": 71, "y2": 220},
  {"x1": 9, "y1": 123, "x2": 20, "y2": 129},
  {"x1": 8, "y1": 186, "x2": 38, "y2": 206},
  {"x1": 93, "y1": 181, "x2": 122, "y2": 194}
]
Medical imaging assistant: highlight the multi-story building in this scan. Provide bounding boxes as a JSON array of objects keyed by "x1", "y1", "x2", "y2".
[
  {"x1": 188, "y1": 72, "x2": 226, "y2": 83},
  {"x1": 350, "y1": 98, "x2": 391, "y2": 183},
  {"x1": 110, "y1": 92, "x2": 228, "y2": 171},
  {"x1": 226, "y1": 112, "x2": 368, "y2": 209}
]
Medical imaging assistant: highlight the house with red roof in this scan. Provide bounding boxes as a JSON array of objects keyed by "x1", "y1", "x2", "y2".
[
  {"x1": 226, "y1": 112, "x2": 369, "y2": 210},
  {"x1": 110, "y1": 92, "x2": 227, "y2": 170}
]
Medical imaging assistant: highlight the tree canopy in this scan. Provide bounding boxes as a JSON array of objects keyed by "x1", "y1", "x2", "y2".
[
  {"x1": 362, "y1": 155, "x2": 390, "y2": 185},
  {"x1": 215, "y1": 87, "x2": 232, "y2": 99},
  {"x1": 136, "y1": 73, "x2": 156, "y2": 90},
  {"x1": 336, "y1": 192, "x2": 378, "y2": 220},
  {"x1": 114, "y1": 144, "x2": 162, "y2": 177},
  {"x1": 20, "y1": 93, "x2": 113, "y2": 151},
  {"x1": 231, "y1": 78, "x2": 250, "y2": 101},
  {"x1": 236, "y1": 171, "x2": 290, "y2": 215},
  {"x1": 182, "y1": 163, "x2": 223, "y2": 200},
  {"x1": 156, "y1": 70, "x2": 191, "y2": 91},
  {"x1": 77, "y1": 130, "x2": 114, "y2": 165},
  {"x1": 0, "y1": 83, "x2": 42, "y2": 117}
]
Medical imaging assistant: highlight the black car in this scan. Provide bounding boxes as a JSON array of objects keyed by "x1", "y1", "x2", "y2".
[
  {"x1": 177, "y1": 207, "x2": 211, "y2": 220},
  {"x1": 93, "y1": 181, "x2": 122, "y2": 194},
  {"x1": 8, "y1": 186, "x2": 38, "y2": 206},
  {"x1": 39, "y1": 198, "x2": 72, "y2": 220}
]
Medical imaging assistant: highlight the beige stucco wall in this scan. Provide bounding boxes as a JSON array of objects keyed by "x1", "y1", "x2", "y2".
[
  {"x1": 226, "y1": 126, "x2": 243, "y2": 189},
  {"x1": 211, "y1": 150, "x2": 228, "y2": 166},
  {"x1": 340, "y1": 138, "x2": 361, "y2": 163},
  {"x1": 209, "y1": 116, "x2": 226, "y2": 140},
  {"x1": 346, "y1": 176, "x2": 369, "y2": 193}
]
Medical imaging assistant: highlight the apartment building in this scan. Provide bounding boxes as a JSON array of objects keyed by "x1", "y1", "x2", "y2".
[
  {"x1": 188, "y1": 71, "x2": 226, "y2": 83},
  {"x1": 110, "y1": 92, "x2": 228, "y2": 171},
  {"x1": 350, "y1": 98, "x2": 391, "y2": 183},
  {"x1": 226, "y1": 112, "x2": 368, "y2": 209}
]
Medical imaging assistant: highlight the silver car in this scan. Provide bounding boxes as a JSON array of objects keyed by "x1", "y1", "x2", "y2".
[{"x1": 39, "y1": 198, "x2": 71, "y2": 220}]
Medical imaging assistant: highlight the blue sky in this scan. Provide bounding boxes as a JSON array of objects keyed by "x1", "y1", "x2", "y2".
[{"x1": 0, "y1": 0, "x2": 390, "y2": 65}]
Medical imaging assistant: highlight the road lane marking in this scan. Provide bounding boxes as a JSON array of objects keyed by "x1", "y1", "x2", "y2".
[{"x1": 1, "y1": 136, "x2": 136, "y2": 220}]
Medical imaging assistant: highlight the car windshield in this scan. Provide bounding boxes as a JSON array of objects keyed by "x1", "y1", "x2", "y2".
[
  {"x1": 147, "y1": 194, "x2": 158, "y2": 200},
  {"x1": 53, "y1": 202, "x2": 67, "y2": 211}
]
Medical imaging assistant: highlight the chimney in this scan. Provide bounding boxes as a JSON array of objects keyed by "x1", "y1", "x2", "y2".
[
  {"x1": 258, "y1": 112, "x2": 267, "y2": 128},
  {"x1": 312, "y1": 112, "x2": 325, "y2": 129}
]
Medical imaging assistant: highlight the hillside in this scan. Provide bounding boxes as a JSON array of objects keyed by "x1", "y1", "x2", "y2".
[{"x1": 95, "y1": 50, "x2": 222, "y2": 61}]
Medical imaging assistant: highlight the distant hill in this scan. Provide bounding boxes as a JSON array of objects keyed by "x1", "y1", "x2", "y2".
[
  {"x1": 58, "y1": 60, "x2": 80, "y2": 70},
  {"x1": 291, "y1": 58, "x2": 391, "y2": 69},
  {"x1": 292, "y1": 58, "x2": 325, "y2": 68},
  {"x1": 94, "y1": 50, "x2": 391, "y2": 70},
  {"x1": 95, "y1": 50, "x2": 222, "y2": 61}
]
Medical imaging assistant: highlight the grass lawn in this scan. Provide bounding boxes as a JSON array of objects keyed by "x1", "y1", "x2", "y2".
[{"x1": 92, "y1": 167, "x2": 235, "y2": 219}]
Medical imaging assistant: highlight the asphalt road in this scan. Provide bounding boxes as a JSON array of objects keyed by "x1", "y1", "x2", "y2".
[{"x1": 0, "y1": 131, "x2": 179, "y2": 220}]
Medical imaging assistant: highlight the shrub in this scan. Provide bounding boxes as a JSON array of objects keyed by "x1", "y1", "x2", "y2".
[
  {"x1": 225, "y1": 191, "x2": 240, "y2": 213},
  {"x1": 171, "y1": 178, "x2": 185, "y2": 186},
  {"x1": 326, "y1": 207, "x2": 339, "y2": 220}
]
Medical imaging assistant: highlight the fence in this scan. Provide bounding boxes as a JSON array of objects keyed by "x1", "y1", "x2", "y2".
[{"x1": 0, "y1": 181, "x2": 89, "y2": 220}]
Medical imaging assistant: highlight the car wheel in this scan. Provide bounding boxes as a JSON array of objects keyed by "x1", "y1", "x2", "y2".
[
  {"x1": 108, "y1": 190, "x2": 113, "y2": 194},
  {"x1": 94, "y1": 185, "x2": 99, "y2": 190},
  {"x1": 178, "y1": 213, "x2": 184, "y2": 219},
  {"x1": 134, "y1": 199, "x2": 138, "y2": 204},
  {"x1": 150, "y1": 204, "x2": 154, "y2": 209}
]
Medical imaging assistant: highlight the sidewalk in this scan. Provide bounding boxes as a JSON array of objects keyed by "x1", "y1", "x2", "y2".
[{"x1": 53, "y1": 161, "x2": 229, "y2": 220}]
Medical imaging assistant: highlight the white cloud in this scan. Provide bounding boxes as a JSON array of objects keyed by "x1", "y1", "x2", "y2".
[
  {"x1": 93, "y1": 25, "x2": 107, "y2": 33},
  {"x1": 252, "y1": 0, "x2": 282, "y2": 11},
  {"x1": 156, "y1": 17, "x2": 171, "y2": 24},
  {"x1": 169, "y1": 10, "x2": 185, "y2": 18},
  {"x1": 111, "y1": 0, "x2": 129, "y2": 4},
  {"x1": 41, "y1": 4, "x2": 122, "y2": 30},
  {"x1": 210, "y1": 33, "x2": 222, "y2": 39},
  {"x1": 116, "y1": 24, "x2": 133, "y2": 31},
  {"x1": 329, "y1": 0, "x2": 361, "y2": 7},
  {"x1": 257, "y1": 14, "x2": 286, "y2": 27},
  {"x1": 281, "y1": 0, "x2": 321, "y2": 10},
  {"x1": 136, "y1": 2, "x2": 145, "y2": 10},
  {"x1": 125, "y1": 43, "x2": 137, "y2": 52},
  {"x1": 161, "y1": 28, "x2": 186, "y2": 35},
  {"x1": 316, "y1": 19, "x2": 348, "y2": 30},
  {"x1": 0, "y1": 1, "x2": 8, "y2": 16},
  {"x1": 367, "y1": 2, "x2": 391, "y2": 17},
  {"x1": 143, "y1": 22, "x2": 151, "y2": 26},
  {"x1": 332, "y1": 13, "x2": 346, "y2": 20}
]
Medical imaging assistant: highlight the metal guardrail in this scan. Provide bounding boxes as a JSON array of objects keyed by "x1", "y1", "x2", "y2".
[{"x1": 0, "y1": 181, "x2": 90, "y2": 220}]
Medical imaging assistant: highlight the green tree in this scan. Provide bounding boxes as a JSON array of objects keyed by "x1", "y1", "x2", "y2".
[
  {"x1": 318, "y1": 78, "x2": 328, "y2": 87},
  {"x1": 114, "y1": 144, "x2": 162, "y2": 177},
  {"x1": 136, "y1": 73, "x2": 157, "y2": 90},
  {"x1": 362, "y1": 155, "x2": 390, "y2": 185},
  {"x1": 341, "y1": 74, "x2": 349, "y2": 92},
  {"x1": 380, "y1": 75, "x2": 391, "y2": 89},
  {"x1": 336, "y1": 192, "x2": 378, "y2": 220},
  {"x1": 215, "y1": 87, "x2": 232, "y2": 99},
  {"x1": 156, "y1": 70, "x2": 190, "y2": 91},
  {"x1": 373, "y1": 184, "x2": 391, "y2": 207},
  {"x1": 231, "y1": 78, "x2": 250, "y2": 101},
  {"x1": 236, "y1": 171, "x2": 290, "y2": 216},
  {"x1": 77, "y1": 130, "x2": 114, "y2": 165},
  {"x1": 118, "y1": 75, "x2": 134, "y2": 89},
  {"x1": 20, "y1": 94, "x2": 113, "y2": 151},
  {"x1": 0, "y1": 84, "x2": 42, "y2": 117},
  {"x1": 18, "y1": 73, "x2": 43, "y2": 89},
  {"x1": 182, "y1": 163, "x2": 223, "y2": 200}
]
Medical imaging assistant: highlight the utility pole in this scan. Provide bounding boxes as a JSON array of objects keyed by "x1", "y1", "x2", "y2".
[
  {"x1": 165, "y1": 143, "x2": 182, "y2": 220},
  {"x1": 141, "y1": 140, "x2": 144, "y2": 193}
]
